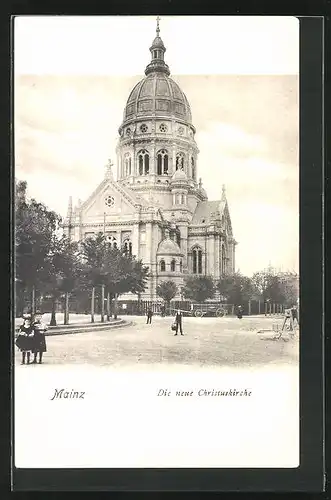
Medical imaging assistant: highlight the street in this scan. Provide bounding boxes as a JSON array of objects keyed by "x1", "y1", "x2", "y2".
[{"x1": 14, "y1": 315, "x2": 299, "y2": 369}]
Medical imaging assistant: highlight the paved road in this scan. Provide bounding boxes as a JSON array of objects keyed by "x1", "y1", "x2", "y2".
[{"x1": 14, "y1": 315, "x2": 298, "y2": 369}]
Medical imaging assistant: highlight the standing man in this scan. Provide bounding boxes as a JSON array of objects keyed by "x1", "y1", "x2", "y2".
[
  {"x1": 146, "y1": 308, "x2": 153, "y2": 324},
  {"x1": 174, "y1": 309, "x2": 184, "y2": 336}
]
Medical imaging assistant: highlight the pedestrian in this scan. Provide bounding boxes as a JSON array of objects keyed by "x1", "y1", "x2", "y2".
[
  {"x1": 15, "y1": 313, "x2": 34, "y2": 364},
  {"x1": 146, "y1": 308, "x2": 153, "y2": 324},
  {"x1": 31, "y1": 311, "x2": 48, "y2": 364},
  {"x1": 160, "y1": 304, "x2": 166, "y2": 317},
  {"x1": 291, "y1": 304, "x2": 299, "y2": 327},
  {"x1": 174, "y1": 309, "x2": 184, "y2": 336},
  {"x1": 236, "y1": 305, "x2": 243, "y2": 319}
]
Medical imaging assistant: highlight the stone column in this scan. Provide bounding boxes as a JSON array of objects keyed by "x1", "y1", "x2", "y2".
[
  {"x1": 207, "y1": 232, "x2": 215, "y2": 275},
  {"x1": 131, "y1": 222, "x2": 140, "y2": 259},
  {"x1": 172, "y1": 142, "x2": 176, "y2": 175},
  {"x1": 179, "y1": 224, "x2": 188, "y2": 269},
  {"x1": 214, "y1": 234, "x2": 220, "y2": 280}
]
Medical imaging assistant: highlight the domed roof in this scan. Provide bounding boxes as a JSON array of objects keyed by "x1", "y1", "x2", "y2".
[
  {"x1": 123, "y1": 73, "x2": 192, "y2": 123},
  {"x1": 151, "y1": 36, "x2": 165, "y2": 49},
  {"x1": 171, "y1": 168, "x2": 188, "y2": 184},
  {"x1": 157, "y1": 236, "x2": 182, "y2": 256}
]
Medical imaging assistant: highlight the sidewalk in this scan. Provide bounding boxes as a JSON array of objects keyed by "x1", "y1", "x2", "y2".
[
  {"x1": 14, "y1": 313, "x2": 131, "y2": 335},
  {"x1": 15, "y1": 313, "x2": 111, "y2": 328}
]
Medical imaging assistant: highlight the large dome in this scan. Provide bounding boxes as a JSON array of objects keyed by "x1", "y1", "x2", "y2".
[{"x1": 123, "y1": 73, "x2": 192, "y2": 124}]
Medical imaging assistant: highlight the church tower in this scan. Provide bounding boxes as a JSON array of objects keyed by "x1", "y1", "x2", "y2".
[{"x1": 116, "y1": 18, "x2": 205, "y2": 218}]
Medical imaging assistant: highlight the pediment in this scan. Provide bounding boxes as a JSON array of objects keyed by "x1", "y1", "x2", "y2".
[{"x1": 80, "y1": 179, "x2": 141, "y2": 220}]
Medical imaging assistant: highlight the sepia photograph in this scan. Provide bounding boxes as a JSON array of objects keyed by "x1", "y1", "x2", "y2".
[{"x1": 14, "y1": 15, "x2": 299, "y2": 469}]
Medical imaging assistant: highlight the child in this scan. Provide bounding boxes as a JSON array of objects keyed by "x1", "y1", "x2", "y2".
[
  {"x1": 16, "y1": 314, "x2": 34, "y2": 365},
  {"x1": 31, "y1": 312, "x2": 48, "y2": 364}
]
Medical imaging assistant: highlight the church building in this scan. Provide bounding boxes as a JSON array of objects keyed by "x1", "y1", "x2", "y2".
[{"x1": 62, "y1": 18, "x2": 237, "y2": 300}]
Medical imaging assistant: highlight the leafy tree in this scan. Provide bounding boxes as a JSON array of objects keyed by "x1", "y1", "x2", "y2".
[
  {"x1": 156, "y1": 280, "x2": 177, "y2": 307},
  {"x1": 101, "y1": 247, "x2": 149, "y2": 319},
  {"x1": 251, "y1": 270, "x2": 283, "y2": 303},
  {"x1": 40, "y1": 236, "x2": 81, "y2": 325},
  {"x1": 278, "y1": 272, "x2": 299, "y2": 307},
  {"x1": 15, "y1": 180, "x2": 61, "y2": 318},
  {"x1": 80, "y1": 235, "x2": 149, "y2": 320},
  {"x1": 80, "y1": 233, "x2": 109, "y2": 323},
  {"x1": 182, "y1": 275, "x2": 215, "y2": 303},
  {"x1": 217, "y1": 273, "x2": 257, "y2": 305}
]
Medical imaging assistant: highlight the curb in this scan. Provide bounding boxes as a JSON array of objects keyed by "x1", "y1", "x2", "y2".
[
  {"x1": 44, "y1": 320, "x2": 133, "y2": 336},
  {"x1": 15, "y1": 320, "x2": 133, "y2": 337}
]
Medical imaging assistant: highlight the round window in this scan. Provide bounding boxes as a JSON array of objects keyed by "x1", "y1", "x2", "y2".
[
  {"x1": 140, "y1": 123, "x2": 148, "y2": 133},
  {"x1": 159, "y1": 123, "x2": 168, "y2": 133},
  {"x1": 178, "y1": 126, "x2": 184, "y2": 135},
  {"x1": 105, "y1": 195, "x2": 115, "y2": 207}
]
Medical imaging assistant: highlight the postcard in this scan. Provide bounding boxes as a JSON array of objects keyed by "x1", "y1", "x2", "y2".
[{"x1": 14, "y1": 15, "x2": 300, "y2": 469}]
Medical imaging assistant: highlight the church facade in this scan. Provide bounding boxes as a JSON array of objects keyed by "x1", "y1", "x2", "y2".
[{"x1": 62, "y1": 20, "x2": 237, "y2": 300}]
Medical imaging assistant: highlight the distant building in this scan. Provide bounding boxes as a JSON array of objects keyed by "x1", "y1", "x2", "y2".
[{"x1": 63, "y1": 19, "x2": 237, "y2": 300}]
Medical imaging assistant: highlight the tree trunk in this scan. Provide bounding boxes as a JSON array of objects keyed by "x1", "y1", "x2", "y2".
[
  {"x1": 91, "y1": 287, "x2": 95, "y2": 323},
  {"x1": 258, "y1": 300, "x2": 261, "y2": 315},
  {"x1": 231, "y1": 304, "x2": 235, "y2": 316},
  {"x1": 113, "y1": 293, "x2": 118, "y2": 320},
  {"x1": 50, "y1": 297, "x2": 57, "y2": 326},
  {"x1": 248, "y1": 299, "x2": 251, "y2": 316},
  {"x1": 101, "y1": 285, "x2": 105, "y2": 323},
  {"x1": 31, "y1": 285, "x2": 36, "y2": 321},
  {"x1": 64, "y1": 292, "x2": 69, "y2": 325},
  {"x1": 273, "y1": 302, "x2": 276, "y2": 315},
  {"x1": 106, "y1": 292, "x2": 110, "y2": 321},
  {"x1": 264, "y1": 302, "x2": 268, "y2": 316}
]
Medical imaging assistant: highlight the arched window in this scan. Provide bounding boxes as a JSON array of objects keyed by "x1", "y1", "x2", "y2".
[
  {"x1": 191, "y1": 157, "x2": 195, "y2": 179},
  {"x1": 138, "y1": 149, "x2": 150, "y2": 175},
  {"x1": 176, "y1": 152, "x2": 185, "y2": 170},
  {"x1": 157, "y1": 149, "x2": 169, "y2": 175},
  {"x1": 170, "y1": 259, "x2": 176, "y2": 272},
  {"x1": 160, "y1": 260, "x2": 166, "y2": 272},
  {"x1": 124, "y1": 153, "x2": 132, "y2": 176},
  {"x1": 192, "y1": 247, "x2": 203, "y2": 274},
  {"x1": 107, "y1": 236, "x2": 117, "y2": 250},
  {"x1": 180, "y1": 260, "x2": 183, "y2": 273},
  {"x1": 123, "y1": 239, "x2": 132, "y2": 257},
  {"x1": 153, "y1": 50, "x2": 157, "y2": 59}
]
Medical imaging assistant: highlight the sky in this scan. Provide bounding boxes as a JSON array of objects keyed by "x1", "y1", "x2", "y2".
[{"x1": 14, "y1": 16, "x2": 299, "y2": 276}]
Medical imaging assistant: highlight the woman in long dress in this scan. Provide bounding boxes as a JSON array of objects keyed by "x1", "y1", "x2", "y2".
[
  {"x1": 15, "y1": 314, "x2": 34, "y2": 364},
  {"x1": 31, "y1": 312, "x2": 48, "y2": 364}
]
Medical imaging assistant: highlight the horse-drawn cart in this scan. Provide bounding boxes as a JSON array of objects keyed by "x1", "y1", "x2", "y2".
[{"x1": 192, "y1": 304, "x2": 227, "y2": 318}]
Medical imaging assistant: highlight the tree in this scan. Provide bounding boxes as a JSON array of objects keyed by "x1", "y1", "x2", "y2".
[
  {"x1": 217, "y1": 273, "x2": 257, "y2": 305},
  {"x1": 101, "y1": 247, "x2": 149, "y2": 319},
  {"x1": 80, "y1": 233, "x2": 108, "y2": 323},
  {"x1": 40, "y1": 236, "x2": 81, "y2": 325},
  {"x1": 15, "y1": 180, "x2": 61, "y2": 318},
  {"x1": 182, "y1": 275, "x2": 215, "y2": 303},
  {"x1": 156, "y1": 280, "x2": 177, "y2": 308},
  {"x1": 251, "y1": 270, "x2": 283, "y2": 303},
  {"x1": 278, "y1": 272, "x2": 299, "y2": 307},
  {"x1": 80, "y1": 235, "x2": 149, "y2": 320}
]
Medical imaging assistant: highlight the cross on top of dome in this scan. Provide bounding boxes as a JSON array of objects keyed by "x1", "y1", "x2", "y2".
[{"x1": 145, "y1": 16, "x2": 169, "y2": 76}]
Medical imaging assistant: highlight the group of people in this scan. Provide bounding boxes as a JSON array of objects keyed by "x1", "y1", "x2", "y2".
[
  {"x1": 15, "y1": 311, "x2": 48, "y2": 365},
  {"x1": 146, "y1": 308, "x2": 184, "y2": 335}
]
